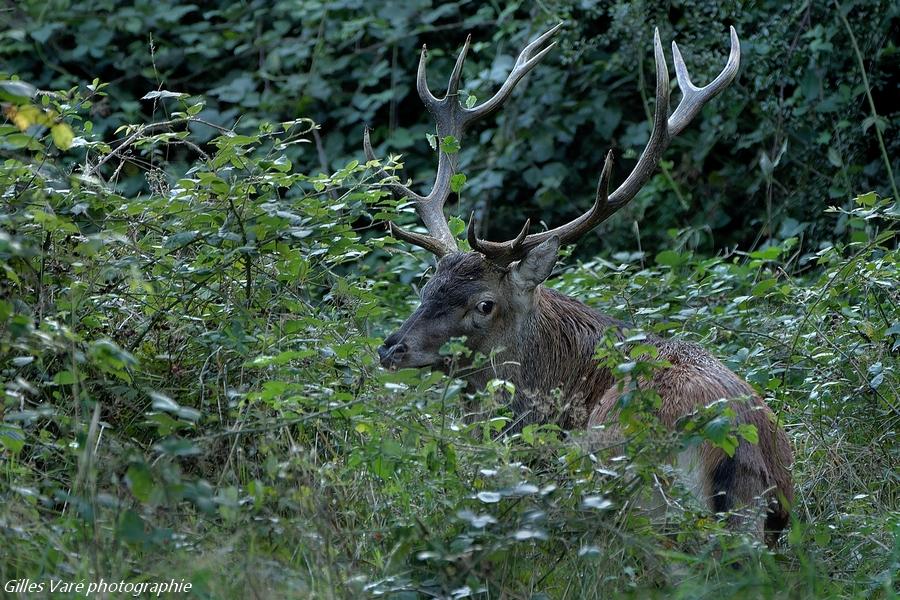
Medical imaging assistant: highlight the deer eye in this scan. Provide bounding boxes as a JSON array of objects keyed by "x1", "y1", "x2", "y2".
[{"x1": 476, "y1": 300, "x2": 495, "y2": 315}]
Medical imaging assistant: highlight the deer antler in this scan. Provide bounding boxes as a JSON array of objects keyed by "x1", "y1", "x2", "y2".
[
  {"x1": 365, "y1": 23, "x2": 564, "y2": 257},
  {"x1": 469, "y1": 27, "x2": 741, "y2": 264}
]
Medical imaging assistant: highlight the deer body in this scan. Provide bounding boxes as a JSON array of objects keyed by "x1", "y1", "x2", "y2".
[
  {"x1": 369, "y1": 23, "x2": 793, "y2": 546},
  {"x1": 380, "y1": 250, "x2": 793, "y2": 544}
]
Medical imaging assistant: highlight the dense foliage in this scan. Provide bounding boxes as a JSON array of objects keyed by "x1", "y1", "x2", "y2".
[
  {"x1": 3, "y1": 0, "x2": 898, "y2": 253},
  {"x1": 1, "y1": 1, "x2": 898, "y2": 598}
]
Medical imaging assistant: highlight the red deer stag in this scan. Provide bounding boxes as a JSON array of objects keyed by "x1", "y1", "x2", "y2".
[{"x1": 369, "y1": 24, "x2": 792, "y2": 546}]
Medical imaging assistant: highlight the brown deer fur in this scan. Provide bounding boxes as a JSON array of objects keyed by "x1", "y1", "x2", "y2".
[{"x1": 380, "y1": 249, "x2": 793, "y2": 546}]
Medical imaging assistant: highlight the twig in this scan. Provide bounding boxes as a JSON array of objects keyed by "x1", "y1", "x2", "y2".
[
  {"x1": 85, "y1": 116, "x2": 227, "y2": 179},
  {"x1": 190, "y1": 399, "x2": 365, "y2": 441},
  {"x1": 312, "y1": 127, "x2": 338, "y2": 201},
  {"x1": 84, "y1": 118, "x2": 185, "y2": 178},
  {"x1": 834, "y1": 0, "x2": 898, "y2": 202}
]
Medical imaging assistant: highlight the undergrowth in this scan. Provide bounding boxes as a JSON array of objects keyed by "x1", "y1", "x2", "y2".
[{"x1": 0, "y1": 76, "x2": 898, "y2": 599}]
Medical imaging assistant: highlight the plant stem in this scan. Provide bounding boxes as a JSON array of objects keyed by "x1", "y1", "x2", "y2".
[{"x1": 834, "y1": 0, "x2": 898, "y2": 202}]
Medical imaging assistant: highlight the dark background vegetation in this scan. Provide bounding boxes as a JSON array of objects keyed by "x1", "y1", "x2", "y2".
[
  {"x1": 4, "y1": 0, "x2": 898, "y2": 254},
  {"x1": 1, "y1": 0, "x2": 898, "y2": 598}
]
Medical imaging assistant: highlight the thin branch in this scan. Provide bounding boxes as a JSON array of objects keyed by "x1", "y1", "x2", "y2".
[
  {"x1": 834, "y1": 0, "x2": 898, "y2": 202},
  {"x1": 84, "y1": 118, "x2": 185, "y2": 178}
]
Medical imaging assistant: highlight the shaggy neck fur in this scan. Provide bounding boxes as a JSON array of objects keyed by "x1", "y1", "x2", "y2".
[{"x1": 489, "y1": 286, "x2": 628, "y2": 429}]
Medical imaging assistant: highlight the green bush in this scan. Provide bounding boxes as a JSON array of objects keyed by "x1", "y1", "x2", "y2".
[
  {"x1": 1, "y1": 70, "x2": 898, "y2": 596},
  {"x1": 1, "y1": 1, "x2": 899, "y2": 597}
]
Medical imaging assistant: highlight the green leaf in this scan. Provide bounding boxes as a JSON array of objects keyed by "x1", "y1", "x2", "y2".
[
  {"x1": 5, "y1": 133, "x2": 43, "y2": 150},
  {"x1": 628, "y1": 343, "x2": 659, "y2": 359},
  {"x1": 751, "y1": 278, "x2": 778, "y2": 296},
  {"x1": 0, "y1": 80, "x2": 37, "y2": 102},
  {"x1": 521, "y1": 424, "x2": 535, "y2": 445},
  {"x1": 150, "y1": 391, "x2": 179, "y2": 412},
  {"x1": 862, "y1": 115, "x2": 887, "y2": 134},
  {"x1": 737, "y1": 423, "x2": 759, "y2": 445},
  {"x1": 164, "y1": 231, "x2": 200, "y2": 248},
  {"x1": 826, "y1": 147, "x2": 842, "y2": 168},
  {"x1": 53, "y1": 370, "x2": 76, "y2": 385},
  {"x1": 153, "y1": 438, "x2": 201, "y2": 456},
  {"x1": 126, "y1": 464, "x2": 154, "y2": 502},
  {"x1": 145, "y1": 413, "x2": 186, "y2": 436},
  {"x1": 50, "y1": 123, "x2": 74, "y2": 150},
  {"x1": 449, "y1": 215, "x2": 466, "y2": 237},
  {"x1": 0, "y1": 424, "x2": 25, "y2": 454},
  {"x1": 440, "y1": 135, "x2": 460, "y2": 154},
  {"x1": 759, "y1": 152, "x2": 773, "y2": 181},
  {"x1": 814, "y1": 527, "x2": 832, "y2": 546},
  {"x1": 720, "y1": 435, "x2": 738, "y2": 457},
  {"x1": 868, "y1": 362, "x2": 884, "y2": 389},
  {"x1": 703, "y1": 416, "x2": 730, "y2": 444},
  {"x1": 655, "y1": 250, "x2": 685, "y2": 267},
  {"x1": 118, "y1": 509, "x2": 148, "y2": 543},
  {"x1": 450, "y1": 173, "x2": 467, "y2": 194},
  {"x1": 141, "y1": 90, "x2": 188, "y2": 100},
  {"x1": 749, "y1": 245, "x2": 783, "y2": 260},
  {"x1": 258, "y1": 380, "x2": 288, "y2": 401},
  {"x1": 371, "y1": 455, "x2": 395, "y2": 478},
  {"x1": 704, "y1": 416, "x2": 739, "y2": 456},
  {"x1": 176, "y1": 407, "x2": 201, "y2": 422},
  {"x1": 853, "y1": 192, "x2": 877, "y2": 207}
]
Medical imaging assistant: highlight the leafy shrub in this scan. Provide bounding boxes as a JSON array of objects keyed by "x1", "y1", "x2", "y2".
[
  {"x1": 1, "y1": 61, "x2": 898, "y2": 597},
  {"x1": 3, "y1": 0, "x2": 900, "y2": 594}
]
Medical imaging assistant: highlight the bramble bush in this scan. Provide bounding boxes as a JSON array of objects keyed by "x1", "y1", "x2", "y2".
[
  {"x1": 0, "y1": 2, "x2": 900, "y2": 598},
  {"x1": 1, "y1": 64, "x2": 898, "y2": 597}
]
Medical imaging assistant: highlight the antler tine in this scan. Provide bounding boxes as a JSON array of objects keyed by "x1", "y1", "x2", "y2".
[
  {"x1": 601, "y1": 28, "x2": 671, "y2": 214},
  {"x1": 388, "y1": 222, "x2": 450, "y2": 257},
  {"x1": 470, "y1": 27, "x2": 740, "y2": 265},
  {"x1": 603, "y1": 26, "x2": 737, "y2": 211},
  {"x1": 464, "y1": 22, "x2": 563, "y2": 123},
  {"x1": 416, "y1": 45, "x2": 440, "y2": 110},
  {"x1": 367, "y1": 23, "x2": 565, "y2": 258},
  {"x1": 468, "y1": 211, "x2": 531, "y2": 256},
  {"x1": 668, "y1": 25, "x2": 740, "y2": 137},
  {"x1": 446, "y1": 35, "x2": 472, "y2": 97},
  {"x1": 366, "y1": 126, "x2": 457, "y2": 255},
  {"x1": 470, "y1": 151, "x2": 614, "y2": 262}
]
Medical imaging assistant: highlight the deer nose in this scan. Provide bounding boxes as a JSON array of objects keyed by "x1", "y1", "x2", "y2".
[{"x1": 378, "y1": 339, "x2": 408, "y2": 367}]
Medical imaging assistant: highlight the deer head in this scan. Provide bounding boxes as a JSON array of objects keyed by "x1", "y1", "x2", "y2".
[
  {"x1": 372, "y1": 24, "x2": 740, "y2": 371},
  {"x1": 377, "y1": 237, "x2": 562, "y2": 370}
]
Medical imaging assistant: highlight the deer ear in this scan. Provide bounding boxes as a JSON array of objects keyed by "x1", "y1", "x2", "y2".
[{"x1": 510, "y1": 236, "x2": 560, "y2": 290}]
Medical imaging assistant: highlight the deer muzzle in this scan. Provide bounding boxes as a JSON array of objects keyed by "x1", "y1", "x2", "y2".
[{"x1": 378, "y1": 336, "x2": 408, "y2": 369}]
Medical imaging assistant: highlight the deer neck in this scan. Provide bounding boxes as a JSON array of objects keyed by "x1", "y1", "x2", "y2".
[{"x1": 471, "y1": 287, "x2": 620, "y2": 427}]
